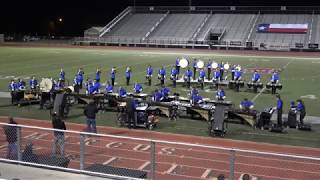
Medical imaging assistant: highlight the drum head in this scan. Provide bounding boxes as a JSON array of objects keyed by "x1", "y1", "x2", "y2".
[
  {"x1": 224, "y1": 63, "x2": 230, "y2": 70},
  {"x1": 40, "y1": 78, "x2": 53, "y2": 93},
  {"x1": 179, "y1": 58, "x2": 189, "y2": 68},
  {"x1": 212, "y1": 62, "x2": 218, "y2": 69},
  {"x1": 196, "y1": 60, "x2": 204, "y2": 69}
]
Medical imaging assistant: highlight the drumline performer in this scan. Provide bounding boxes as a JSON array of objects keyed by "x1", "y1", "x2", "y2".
[
  {"x1": 77, "y1": 68, "x2": 84, "y2": 88},
  {"x1": 234, "y1": 68, "x2": 243, "y2": 92},
  {"x1": 133, "y1": 82, "x2": 143, "y2": 94},
  {"x1": 216, "y1": 88, "x2": 226, "y2": 101},
  {"x1": 175, "y1": 58, "x2": 180, "y2": 75},
  {"x1": 146, "y1": 65, "x2": 153, "y2": 86},
  {"x1": 158, "y1": 66, "x2": 166, "y2": 87},
  {"x1": 192, "y1": 59, "x2": 197, "y2": 80},
  {"x1": 152, "y1": 89, "x2": 163, "y2": 102},
  {"x1": 160, "y1": 86, "x2": 170, "y2": 101},
  {"x1": 296, "y1": 99, "x2": 306, "y2": 125},
  {"x1": 184, "y1": 68, "x2": 193, "y2": 88},
  {"x1": 276, "y1": 94, "x2": 283, "y2": 127},
  {"x1": 207, "y1": 60, "x2": 212, "y2": 80},
  {"x1": 8, "y1": 80, "x2": 18, "y2": 104},
  {"x1": 110, "y1": 67, "x2": 116, "y2": 86},
  {"x1": 240, "y1": 98, "x2": 254, "y2": 112},
  {"x1": 59, "y1": 68, "x2": 65, "y2": 82},
  {"x1": 73, "y1": 75, "x2": 81, "y2": 94},
  {"x1": 105, "y1": 81, "x2": 113, "y2": 93},
  {"x1": 198, "y1": 68, "x2": 206, "y2": 90},
  {"x1": 125, "y1": 66, "x2": 132, "y2": 86},
  {"x1": 219, "y1": 62, "x2": 224, "y2": 81},
  {"x1": 251, "y1": 70, "x2": 261, "y2": 93},
  {"x1": 95, "y1": 68, "x2": 101, "y2": 82},
  {"x1": 118, "y1": 86, "x2": 127, "y2": 98},
  {"x1": 231, "y1": 65, "x2": 236, "y2": 81},
  {"x1": 29, "y1": 76, "x2": 38, "y2": 91},
  {"x1": 92, "y1": 79, "x2": 101, "y2": 94},
  {"x1": 213, "y1": 68, "x2": 221, "y2": 89},
  {"x1": 270, "y1": 71, "x2": 280, "y2": 94},
  {"x1": 170, "y1": 66, "x2": 178, "y2": 88}
]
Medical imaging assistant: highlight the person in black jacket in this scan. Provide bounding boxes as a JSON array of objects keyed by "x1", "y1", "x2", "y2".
[
  {"x1": 52, "y1": 113, "x2": 66, "y2": 156},
  {"x1": 3, "y1": 117, "x2": 18, "y2": 160},
  {"x1": 84, "y1": 101, "x2": 98, "y2": 133}
]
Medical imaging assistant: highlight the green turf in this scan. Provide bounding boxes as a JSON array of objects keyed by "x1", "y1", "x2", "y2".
[{"x1": 0, "y1": 47, "x2": 320, "y2": 148}]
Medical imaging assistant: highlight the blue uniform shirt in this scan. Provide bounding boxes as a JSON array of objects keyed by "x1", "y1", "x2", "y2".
[
  {"x1": 119, "y1": 87, "x2": 127, "y2": 97},
  {"x1": 191, "y1": 88, "x2": 199, "y2": 96},
  {"x1": 125, "y1": 70, "x2": 131, "y2": 78},
  {"x1": 277, "y1": 99, "x2": 283, "y2": 110},
  {"x1": 153, "y1": 91, "x2": 163, "y2": 102},
  {"x1": 241, "y1": 100, "x2": 254, "y2": 109},
  {"x1": 271, "y1": 73, "x2": 279, "y2": 82},
  {"x1": 192, "y1": 94, "x2": 203, "y2": 104},
  {"x1": 297, "y1": 102, "x2": 305, "y2": 111},
  {"x1": 9, "y1": 82, "x2": 17, "y2": 91},
  {"x1": 193, "y1": 61, "x2": 197, "y2": 68},
  {"x1": 29, "y1": 79, "x2": 38, "y2": 89},
  {"x1": 199, "y1": 70, "x2": 206, "y2": 78},
  {"x1": 111, "y1": 70, "x2": 116, "y2": 79},
  {"x1": 252, "y1": 72, "x2": 261, "y2": 82},
  {"x1": 106, "y1": 84, "x2": 113, "y2": 93},
  {"x1": 214, "y1": 70, "x2": 221, "y2": 79},
  {"x1": 171, "y1": 68, "x2": 178, "y2": 76},
  {"x1": 160, "y1": 87, "x2": 170, "y2": 97},
  {"x1": 175, "y1": 59, "x2": 180, "y2": 66},
  {"x1": 134, "y1": 83, "x2": 143, "y2": 93},
  {"x1": 207, "y1": 62, "x2": 212, "y2": 69},
  {"x1": 158, "y1": 68, "x2": 166, "y2": 76},
  {"x1": 93, "y1": 82, "x2": 100, "y2": 93},
  {"x1": 96, "y1": 71, "x2": 101, "y2": 80},
  {"x1": 59, "y1": 71, "x2": 65, "y2": 80},
  {"x1": 78, "y1": 71, "x2": 84, "y2": 81},
  {"x1": 216, "y1": 90, "x2": 225, "y2": 99},
  {"x1": 185, "y1": 69, "x2": 193, "y2": 77},
  {"x1": 235, "y1": 70, "x2": 242, "y2": 79},
  {"x1": 146, "y1": 67, "x2": 153, "y2": 76}
]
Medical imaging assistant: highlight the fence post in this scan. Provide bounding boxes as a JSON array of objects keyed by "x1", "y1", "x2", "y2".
[
  {"x1": 229, "y1": 149, "x2": 235, "y2": 180},
  {"x1": 17, "y1": 126, "x2": 22, "y2": 161},
  {"x1": 150, "y1": 141, "x2": 156, "y2": 180},
  {"x1": 80, "y1": 134, "x2": 85, "y2": 170}
]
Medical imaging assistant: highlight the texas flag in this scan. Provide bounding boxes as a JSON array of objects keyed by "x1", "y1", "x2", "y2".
[{"x1": 257, "y1": 24, "x2": 308, "y2": 33}]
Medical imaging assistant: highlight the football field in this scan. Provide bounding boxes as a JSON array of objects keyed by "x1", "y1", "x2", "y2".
[{"x1": 0, "y1": 46, "x2": 319, "y2": 147}]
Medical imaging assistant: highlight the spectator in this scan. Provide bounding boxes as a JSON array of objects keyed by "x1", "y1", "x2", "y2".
[
  {"x1": 52, "y1": 113, "x2": 66, "y2": 156},
  {"x1": 3, "y1": 117, "x2": 18, "y2": 160},
  {"x1": 84, "y1": 101, "x2": 98, "y2": 133}
]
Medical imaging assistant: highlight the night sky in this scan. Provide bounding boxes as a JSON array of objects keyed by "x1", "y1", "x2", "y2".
[{"x1": 1, "y1": 0, "x2": 319, "y2": 36}]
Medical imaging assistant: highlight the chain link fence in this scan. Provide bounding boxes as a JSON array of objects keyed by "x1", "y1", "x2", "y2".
[{"x1": 0, "y1": 122, "x2": 319, "y2": 180}]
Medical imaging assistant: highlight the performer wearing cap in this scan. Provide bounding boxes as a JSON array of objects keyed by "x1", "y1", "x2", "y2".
[
  {"x1": 77, "y1": 68, "x2": 84, "y2": 88},
  {"x1": 207, "y1": 60, "x2": 212, "y2": 80},
  {"x1": 8, "y1": 80, "x2": 18, "y2": 104},
  {"x1": 133, "y1": 82, "x2": 143, "y2": 94},
  {"x1": 198, "y1": 68, "x2": 206, "y2": 90},
  {"x1": 175, "y1": 58, "x2": 180, "y2": 74},
  {"x1": 296, "y1": 99, "x2": 306, "y2": 125},
  {"x1": 158, "y1": 66, "x2": 166, "y2": 87},
  {"x1": 276, "y1": 95, "x2": 283, "y2": 127},
  {"x1": 110, "y1": 67, "x2": 116, "y2": 86},
  {"x1": 59, "y1": 68, "x2": 65, "y2": 81},
  {"x1": 146, "y1": 65, "x2": 153, "y2": 86},
  {"x1": 95, "y1": 68, "x2": 101, "y2": 82},
  {"x1": 29, "y1": 76, "x2": 38, "y2": 91},
  {"x1": 125, "y1": 66, "x2": 131, "y2": 86},
  {"x1": 105, "y1": 81, "x2": 113, "y2": 93},
  {"x1": 270, "y1": 71, "x2": 280, "y2": 94},
  {"x1": 119, "y1": 87, "x2": 127, "y2": 98},
  {"x1": 192, "y1": 59, "x2": 197, "y2": 80},
  {"x1": 216, "y1": 88, "x2": 226, "y2": 101},
  {"x1": 170, "y1": 66, "x2": 178, "y2": 88},
  {"x1": 184, "y1": 68, "x2": 193, "y2": 88}
]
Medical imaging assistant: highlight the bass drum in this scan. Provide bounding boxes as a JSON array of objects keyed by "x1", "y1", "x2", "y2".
[
  {"x1": 179, "y1": 58, "x2": 189, "y2": 68},
  {"x1": 196, "y1": 60, "x2": 204, "y2": 69}
]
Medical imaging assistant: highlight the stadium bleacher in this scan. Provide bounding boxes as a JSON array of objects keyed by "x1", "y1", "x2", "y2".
[{"x1": 81, "y1": 6, "x2": 320, "y2": 51}]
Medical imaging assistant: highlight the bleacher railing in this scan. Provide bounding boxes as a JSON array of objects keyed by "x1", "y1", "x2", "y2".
[{"x1": 1, "y1": 122, "x2": 320, "y2": 180}]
